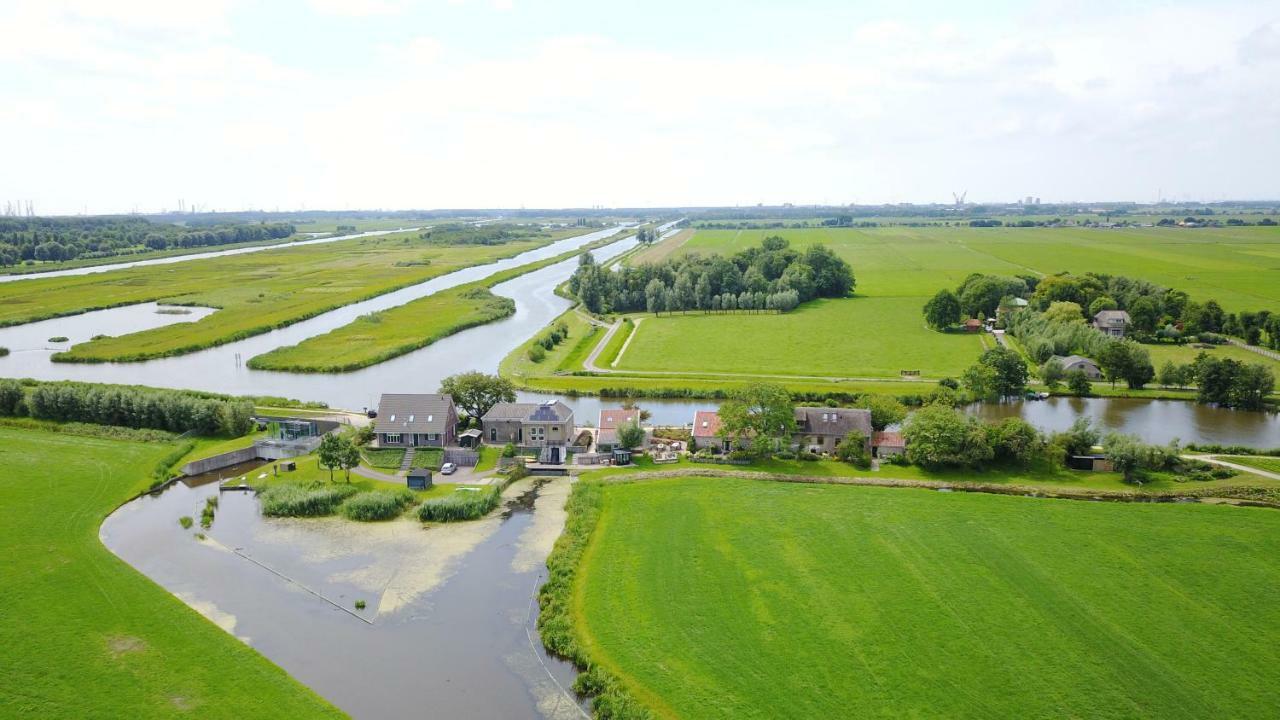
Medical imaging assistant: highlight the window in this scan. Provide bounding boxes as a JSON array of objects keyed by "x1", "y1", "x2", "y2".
[
  {"x1": 529, "y1": 426, "x2": 546, "y2": 441},
  {"x1": 385, "y1": 433, "x2": 402, "y2": 444}
]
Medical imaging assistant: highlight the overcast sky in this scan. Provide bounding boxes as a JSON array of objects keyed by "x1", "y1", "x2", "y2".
[{"x1": 2, "y1": 0, "x2": 1278, "y2": 215}]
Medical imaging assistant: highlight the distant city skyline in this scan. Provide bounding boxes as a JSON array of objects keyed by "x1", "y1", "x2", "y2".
[{"x1": 2, "y1": 0, "x2": 1278, "y2": 215}]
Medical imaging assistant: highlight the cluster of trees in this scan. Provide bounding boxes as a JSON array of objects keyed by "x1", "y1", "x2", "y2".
[
  {"x1": 438, "y1": 372, "x2": 517, "y2": 421},
  {"x1": 0, "y1": 379, "x2": 253, "y2": 436},
  {"x1": 1168, "y1": 355, "x2": 1275, "y2": 410},
  {"x1": 570, "y1": 235, "x2": 856, "y2": 315},
  {"x1": 961, "y1": 347, "x2": 1030, "y2": 399},
  {"x1": 418, "y1": 223, "x2": 547, "y2": 246},
  {"x1": 923, "y1": 273, "x2": 1036, "y2": 329},
  {"x1": 526, "y1": 321, "x2": 571, "y2": 362},
  {"x1": 317, "y1": 433, "x2": 363, "y2": 482},
  {"x1": 0, "y1": 217, "x2": 295, "y2": 266}
]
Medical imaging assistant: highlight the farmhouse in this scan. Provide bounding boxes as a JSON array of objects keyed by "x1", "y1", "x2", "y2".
[
  {"x1": 482, "y1": 400, "x2": 575, "y2": 450},
  {"x1": 691, "y1": 410, "x2": 734, "y2": 451},
  {"x1": 792, "y1": 407, "x2": 872, "y2": 454},
  {"x1": 872, "y1": 431, "x2": 906, "y2": 458},
  {"x1": 373, "y1": 394, "x2": 458, "y2": 448},
  {"x1": 1053, "y1": 354, "x2": 1103, "y2": 380},
  {"x1": 1093, "y1": 310, "x2": 1131, "y2": 337},
  {"x1": 596, "y1": 408, "x2": 641, "y2": 452}
]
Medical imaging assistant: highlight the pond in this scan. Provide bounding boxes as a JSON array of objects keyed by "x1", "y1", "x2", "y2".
[{"x1": 100, "y1": 477, "x2": 586, "y2": 720}]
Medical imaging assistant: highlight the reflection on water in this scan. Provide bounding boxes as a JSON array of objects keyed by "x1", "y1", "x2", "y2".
[
  {"x1": 100, "y1": 477, "x2": 585, "y2": 720},
  {"x1": 0, "y1": 302, "x2": 217, "y2": 352},
  {"x1": 969, "y1": 396, "x2": 1280, "y2": 446}
]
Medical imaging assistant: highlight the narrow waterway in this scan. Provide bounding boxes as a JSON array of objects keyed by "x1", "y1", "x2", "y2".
[
  {"x1": 100, "y1": 477, "x2": 585, "y2": 720},
  {"x1": 0, "y1": 227, "x2": 421, "y2": 283}
]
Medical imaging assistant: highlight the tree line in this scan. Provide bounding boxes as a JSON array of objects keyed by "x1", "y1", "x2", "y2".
[
  {"x1": 0, "y1": 217, "x2": 295, "y2": 267},
  {"x1": 0, "y1": 380, "x2": 254, "y2": 436},
  {"x1": 418, "y1": 223, "x2": 549, "y2": 246},
  {"x1": 569, "y1": 235, "x2": 855, "y2": 315}
]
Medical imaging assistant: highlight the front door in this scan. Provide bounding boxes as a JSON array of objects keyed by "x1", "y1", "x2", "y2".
[{"x1": 550, "y1": 446, "x2": 560, "y2": 464}]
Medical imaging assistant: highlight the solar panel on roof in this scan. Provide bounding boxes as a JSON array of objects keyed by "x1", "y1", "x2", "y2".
[{"x1": 530, "y1": 404, "x2": 559, "y2": 421}]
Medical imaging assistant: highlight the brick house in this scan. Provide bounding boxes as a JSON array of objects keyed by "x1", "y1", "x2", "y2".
[
  {"x1": 596, "y1": 408, "x2": 641, "y2": 451},
  {"x1": 791, "y1": 407, "x2": 872, "y2": 454},
  {"x1": 374, "y1": 394, "x2": 458, "y2": 447}
]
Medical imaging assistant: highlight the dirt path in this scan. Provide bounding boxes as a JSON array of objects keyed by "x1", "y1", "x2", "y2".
[{"x1": 1187, "y1": 455, "x2": 1280, "y2": 481}]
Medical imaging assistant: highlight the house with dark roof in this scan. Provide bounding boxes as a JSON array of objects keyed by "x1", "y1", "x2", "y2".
[
  {"x1": 1093, "y1": 310, "x2": 1130, "y2": 337},
  {"x1": 374, "y1": 394, "x2": 458, "y2": 448},
  {"x1": 481, "y1": 401, "x2": 575, "y2": 449},
  {"x1": 792, "y1": 407, "x2": 872, "y2": 454},
  {"x1": 596, "y1": 408, "x2": 640, "y2": 451},
  {"x1": 1053, "y1": 354, "x2": 1103, "y2": 380}
]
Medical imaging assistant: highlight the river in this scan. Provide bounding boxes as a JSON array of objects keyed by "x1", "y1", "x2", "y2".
[{"x1": 101, "y1": 474, "x2": 587, "y2": 720}]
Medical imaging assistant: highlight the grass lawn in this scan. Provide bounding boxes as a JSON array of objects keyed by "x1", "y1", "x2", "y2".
[
  {"x1": 1222, "y1": 455, "x2": 1280, "y2": 474},
  {"x1": 0, "y1": 426, "x2": 341, "y2": 718},
  {"x1": 1143, "y1": 341, "x2": 1280, "y2": 371},
  {"x1": 361, "y1": 447, "x2": 406, "y2": 469},
  {"x1": 628, "y1": 228, "x2": 694, "y2": 264},
  {"x1": 411, "y1": 448, "x2": 444, "y2": 469},
  {"x1": 575, "y1": 476, "x2": 1280, "y2": 719},
  {"x1": 500, "y1": 308, "x2": 597, "y2": 378},
  {"x1": 176, "y1": 431, "x2": 267, "y2": 467},
  {"x1": 474, "y1": 445, "x2": 498, "y2": 472},
  {"x1": 618, "y1": 297, "x2": 983, "y2": 378},
  {"x1": 0, "y1": 228, "x2": 566, "y2": 362}
]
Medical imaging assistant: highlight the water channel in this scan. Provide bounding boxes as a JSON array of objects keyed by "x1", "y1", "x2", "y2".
[{"x1": 101, "y1": 474, "x2": 586, "y2": 719}]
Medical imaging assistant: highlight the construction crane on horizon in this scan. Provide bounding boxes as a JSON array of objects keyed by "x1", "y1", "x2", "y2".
[{"x1": 951, "y1": 191, "x2": 968, "y2": 206}]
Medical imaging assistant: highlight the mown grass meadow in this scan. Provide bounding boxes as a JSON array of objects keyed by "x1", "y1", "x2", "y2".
[
  {"x1": 0, "y1": 426, "x2": 341, "y2": 719},
  {"x1": 573, "y1": 476, "x2": 1280, "y2": 719}
]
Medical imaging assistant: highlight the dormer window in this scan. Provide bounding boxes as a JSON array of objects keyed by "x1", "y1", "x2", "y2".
[
  {"x1": 427, "y1": 415, "x2": 433, "y2": 423},
  {"x1": 389, "y1": 414, "x2": 396, "y2": 422},
  {"x1": 408, "y1": 414, "x2": 414, "y2": 423}
]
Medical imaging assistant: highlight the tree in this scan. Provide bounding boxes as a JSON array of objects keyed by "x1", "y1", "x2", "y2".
[
  {"x1": 717, "y1": 383, "x2": 795, "y2": 456},
  {"x1": 985, "y1": 417, "x2": 1045, "y2": 466},
  {"x1": 923, "y1": 289, "x2": 962, "y2": 330},
  {"x1": 1128, "y1": 296, "x2": 1161, "y2": 335},
  {"x1": 439, "y1": 372, "x2": 516, "y2": 421},
  {"x1": 1066, "y1": 368, "x2": 1092, "y2": 396},
  {"x1": 902, "y1": 405, "x2": 993, "y2": 469},
  {"x1": 338, "y1": 438, "x2": 361, "y2": 481},
  {"x1": 1230, "y1": 363, "x2": 1275, "y2": 411},
  {"x1": 857, "y1": 395, "x2": 907, "y2": 431},
  {"x1": 317, "y1": 433, "x2": 344, "y2": 482},
  {"x1": 979, "y1": 346, "x2": 1029, "y2": 397},
  {"x1": 1054, "y1": 417, "x2": 1100, "y2": 456},
  {"x1": 1097, "y1": 340, "x2": 1154, "y2": 389},
  {"x1": 616, "y1": 419, "x2": 645, "y2": 449},
  {"x1": 1158, "y1": 361, "x2": 1191, "y2": 388},
  {"x1": 802, "y1": 244, "x2": 855, "y2": 297},
  {"x1": 644, "y1": 278, "x2": 665, "y2": 315},
  {"x1": 962, "y1": 363, "x2": 999, "y2": 401},
  {"x1": 1043, "y1": 301, "x2": 1086, "y2": 325},
  {"x1": 1088, "y1": 296, "x2": 1118, "y2": 317},
  {"x1": 959, "y1": 275, "x2": 1024, "y2": 318},
  {"x1": 834, "y1": 431, "x2": 871, "y2": 468},
  {"x1": 1040, "y1": 357, "x2": 1065, "y2": 389}
]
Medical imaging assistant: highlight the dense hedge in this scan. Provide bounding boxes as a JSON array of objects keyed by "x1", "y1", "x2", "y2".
[{"x1": 0, "y1": 379, "x2": 253, "y2": 436}]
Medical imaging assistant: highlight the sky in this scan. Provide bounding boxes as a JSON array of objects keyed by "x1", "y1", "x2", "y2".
[{"x1": 1, "y1": 0, "x2": 1279, "y2": 215}]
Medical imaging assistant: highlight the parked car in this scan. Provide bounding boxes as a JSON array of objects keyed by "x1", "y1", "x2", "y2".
[{"x1": 440, "y1": 462, "x2": 457, "y2": 475}]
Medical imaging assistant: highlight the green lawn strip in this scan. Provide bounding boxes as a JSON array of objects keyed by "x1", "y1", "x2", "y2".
[
  {"x1": 500, "y1": 309, "x2": 595, "y2": 379},
  {"x1": 244, "y1": 453, "x2": 454, "y2": 497},
  {"x1": 1221, "y1": 455, "x2": 1280, "y2": 474},
  {"x1": 1143, "y1": 341, "x2": 1280, "y2": 371},
  {"x1": 360, "y1": 447, "x2": 406, "y2": 469},
  {"x1": 411, "y1": 448, "x2": 444, "y2": 470},
  {"x1": 597, "y1": 318, "x2": 636, "y2": 368},
  {"x1": 474, "y1": 445, "x2": 498, "y2": 472},
  {"x1": 573, "y1": 476, "x2": 1280, "y2": 719},
  {"x1": 0, "y1": 229, "x2": 569, "y2": 361},
  {"x1": 245, "y1": 230, "x2": 624, "y2": 373},
  {"x1": 558, "y1": 322, "x2": 603, "y2": 372},
  {"x1": 0, "y1": 426, "x2": 343, "y2": 719},
  {"x1": 176, "y1": 431, "x2": 268, "y2": 467}
]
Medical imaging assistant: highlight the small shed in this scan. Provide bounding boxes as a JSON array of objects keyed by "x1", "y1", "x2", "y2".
[
  {"x1": 611, "y1": 448, "x2": 633, "y2": 465},
  {"x1": 1067, "y1": 455, "x2": 1113, "y2": 472},
  {"x1": 458, "y1": 428, "x2": 482, "y2": 449},
  {"x1": 963, "y1": 318, "x2": 983, "y2": 333},
  {"x1": 407, "y1": 468, "x2": 433, "y2": 490}
]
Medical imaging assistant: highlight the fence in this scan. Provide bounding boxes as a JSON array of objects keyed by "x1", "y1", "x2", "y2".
[{"x1": 443, "y1": 448, "x2": 479, "y2": 467}]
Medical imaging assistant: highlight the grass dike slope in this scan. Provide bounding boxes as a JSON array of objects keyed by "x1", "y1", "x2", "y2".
[
  {"x1": 567, "y1": 475, "x2": 1280, "y2": 719},
  {"x1": 0, "y1": 425, "x2": 342, "y2": 719}
]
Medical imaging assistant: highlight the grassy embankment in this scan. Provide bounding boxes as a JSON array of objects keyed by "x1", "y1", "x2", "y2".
[
  {"x1": 1222, "y1": 455, "x2": 1280, "y2": 474},
  {"x1": 0, "y1": 228, "x2": 575, "y2": 362},
  {"x1": 509, "y1": 224, "x2": 1280, "y2": 398},
  {"x1": 246, "y1": 229, "x2": 630, "y2": 372},
  {"x1": 0, "y1": 425, "x2": 342, "y2": 719},
  {"x1": 561, "y1": 474, "x2": 1280, "y2": 719}
]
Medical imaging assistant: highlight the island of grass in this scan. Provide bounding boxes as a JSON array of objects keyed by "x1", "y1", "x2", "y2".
[
  {"x1": 558, "y1": 474, "x2": 1280, "y2": 719},
  {"x1": 245, "y1": 228, "x2": 632, "y2": 373},
  {"x1": 0, "y1": 225, "x2": 585, "y2": 362},
  {"x1": 0, "y1": 424, "x2": 341, "y2": 718}
]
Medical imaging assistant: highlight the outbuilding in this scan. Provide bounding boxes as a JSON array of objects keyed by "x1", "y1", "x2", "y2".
[{"x1": 407, "y1": 467, "x2": 433, "y2": 490}]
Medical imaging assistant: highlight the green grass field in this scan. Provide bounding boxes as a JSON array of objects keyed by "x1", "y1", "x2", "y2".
[
  {"x1": 0, "y1": 426, "x2": 341, "y2": 718},
  {"x1": 618, "y1": 298, "x2": 984, "y2": 378},
  {"x1": 575, "y1": 476, "x2": 1280, "y2": 719},
  {"x1": 0, "y1": 229, "x2": 571, "y2": 362},
  {"x1": 1143, "y1": 341, "x2": 1280, "y2": 372},
  {"x1": 1223, "y1": 455, "x2": 1280, "y2": 474}
]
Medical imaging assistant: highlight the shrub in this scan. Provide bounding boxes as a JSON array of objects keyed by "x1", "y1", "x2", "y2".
[
  {"x1": 797, "y1": 451, "x2": 821, "y2": 461},
  {"x1": 501, "y1": 442, "x2": 517, "y2": 458},
  {"x1": 48, "y1": 336, "x2": 69, "y2": 343},
  {"x1": 774, "y1": 450, "x2": 796, "y2": 460},
  {"x1": 527, "y1": 345, "x2": 546, "y2": 363},
  {"x1": 1210, "y1": 467, "x2": 1236, "y2": 479},
  {"x1": 0, "y1": 346, "x2": 8, "y2": 357},
  {"x1": 340, "y1": 489, "x2": 416, "y2": 521},
  {"x1": 258, "y1": 483, "x2": 359, "y2": 517},
  {"x1": 418, "y1": 484, "x2": 505, "y2": 522},
  {"x1": 354, "y1": 599, "x2": 366, "y2": 610},
  {"x1": 178, "y1": 516, "x2": 193, "y2": 529}
]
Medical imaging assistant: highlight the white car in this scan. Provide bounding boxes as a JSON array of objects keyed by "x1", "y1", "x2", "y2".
[{"x1": 440, "y1": 462, "x2": 457, "y2": 475}]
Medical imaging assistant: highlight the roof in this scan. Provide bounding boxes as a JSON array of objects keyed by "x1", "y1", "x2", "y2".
[
  {"x1": 482, "y1": 400, "x2": 574, "y2": 423},
  {"x1": 374, "y1": 394, "x2": 453, "y2": 435},
  {"x1": 964, "y1": 318, "x2": 982, "y2": 327},
  {"x1": 1054, "y1": 354, "x2": 1099, "y2": 368},
  {"x1": 793, "y1": 407, "x2": 873, "y2": 438},
  {"x1": 872, "y1": 431, "x2": 905, "y2": 448},
  {"x1": 1093, "y1": 310, "x2": 1131, "y2": 324},
  {"x1": 692, "y1": 410, "x2": 722, "y2": 438},
  {"x1": 458, "y1": 428, "x2": 482, "y2": 438},
  {"x1": 598, "y1": 408, "x2": 639, "y2": 430}
]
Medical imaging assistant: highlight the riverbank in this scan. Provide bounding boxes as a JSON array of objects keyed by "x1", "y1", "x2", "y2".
[
  {"x1": 248, "y1": 229, "x2": 643, "y2": 372},
  {"x1": 0, "y1": 425, "x2": 343, "y2": 719}
]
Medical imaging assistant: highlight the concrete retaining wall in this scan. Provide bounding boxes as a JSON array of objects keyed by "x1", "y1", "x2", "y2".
[{"x1": 182, "y1": 445, "x2": 260, "y2": 476}]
